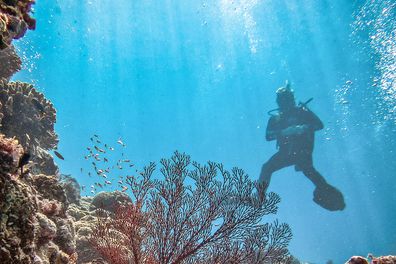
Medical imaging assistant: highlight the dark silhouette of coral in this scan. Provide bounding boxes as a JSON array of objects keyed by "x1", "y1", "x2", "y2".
[
  {"x1": 0, "y1": 0, "x2": 35, "y2": 49},
  {"x1": 0, "y1": 45, "x2": 21, "y2": 80},
  {"x1": 89, "y1": 151, "x2": 293, "y2": 264},
  {"x1": 0, "y1": 80, "x2": 58, "y2": 151}
]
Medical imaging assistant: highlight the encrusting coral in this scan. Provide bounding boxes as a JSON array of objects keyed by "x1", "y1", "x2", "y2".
[
  {"x1": 0, "y1": 0, "x2": 35, "y2": 49},
  {"x1": 0, "y1": 134, "x2": 78, "y2": 264},
  {"x1": 0, "y1": 45, "x2": 21, "y2": 80},
  {"x1": 0, "y1": 133, "x2": 37, "y2": 263},
  {"x1": 0, "y1": 80, "x2": 58, "y2": 151},
  {"x1": 346, "y1": 255, "x2": 396, "y2": 264}
]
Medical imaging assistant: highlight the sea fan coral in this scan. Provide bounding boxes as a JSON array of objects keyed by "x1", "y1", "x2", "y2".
[
  {"x1": 0, "y1": 0, "x2": 35, "y2": 48},
  {"x1": 0, "y1": 79, "x2": 58, "y2": 150},
  {"x1": 0, "y1": 45, "x2": 21, "y2": 80},
  {"x1": 90, "y1": 151, "x2": 293, "y2": 264}
]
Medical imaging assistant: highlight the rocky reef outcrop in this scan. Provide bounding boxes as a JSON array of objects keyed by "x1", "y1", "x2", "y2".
[
  {"x1": 67, "y1": 191, "x2": 134, "y2": 264},
  {"x1": 0, "y1": 45, "x2": 21, "y2": 80},
  {"x1": 0, "y1": 133, "x2": 78, "y2": 264},
  {"x1": 0, "y1": 0, "x2": 35, "y2": 49},
  {"x1": 0, "y1": 79, "x2": 59, "y2": 175},
  {"x1": 346, "y1": 255, "x2": 396, "y2": 264}
]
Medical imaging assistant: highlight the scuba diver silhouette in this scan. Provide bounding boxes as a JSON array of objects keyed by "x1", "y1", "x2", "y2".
[{"x1": 259, "y1": 81, "x2": 345, "y2": 211}]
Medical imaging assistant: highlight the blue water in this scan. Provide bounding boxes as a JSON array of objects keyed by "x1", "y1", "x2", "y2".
[{"x1": 13, "y1": 0, "x2": 396, "y2": 263}]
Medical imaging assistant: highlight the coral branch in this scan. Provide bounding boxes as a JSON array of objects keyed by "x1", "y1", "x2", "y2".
[{"x1": 89, "y1": 151, "x2": 293, "y2": 264}]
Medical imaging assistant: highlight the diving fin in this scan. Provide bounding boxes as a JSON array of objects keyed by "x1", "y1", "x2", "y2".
[{"x1": 313, "y1": 183, "x2": 345, "y2": 211}]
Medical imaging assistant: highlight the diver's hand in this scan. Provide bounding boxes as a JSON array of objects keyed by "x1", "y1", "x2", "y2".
[{"x1": 281, "y1": 125, "x2": 308, "y2": 136}]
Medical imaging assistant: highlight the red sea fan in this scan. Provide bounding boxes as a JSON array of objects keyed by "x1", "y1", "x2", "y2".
[{"x1": 89, "y1": 151, "x2": 293, "y2": 264}]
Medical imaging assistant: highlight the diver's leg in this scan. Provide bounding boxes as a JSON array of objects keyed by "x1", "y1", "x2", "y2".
[
  {"x1": 302, "y1": 166, "x2": 327, "y2": 188},
  {"x1": 259, "y1": 151, "x2": 292, "y2": 188}
]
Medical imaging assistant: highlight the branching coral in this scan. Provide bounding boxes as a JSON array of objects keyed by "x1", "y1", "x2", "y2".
[
  {"x1": 0, "y1": 45, "x2": 21, "y2": 80},
  {"x1": 0, "y1": 79, "x2": 58, "y2": 151},
  {"x1": 0, "y1": 0, "x2": 35, "y2": 49},
  {"x1": 90, "y1": 151, "x2": 293, "y2": 264}
]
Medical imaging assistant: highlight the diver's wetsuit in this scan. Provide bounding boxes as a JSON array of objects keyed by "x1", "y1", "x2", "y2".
[{"x1": 259, "y1": 106, "x2": 327, "y2": 188}]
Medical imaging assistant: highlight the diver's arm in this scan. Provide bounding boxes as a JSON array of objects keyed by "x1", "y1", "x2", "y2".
[{"x1": 303, "y1": 108, "x2": 324, "y2": 131}]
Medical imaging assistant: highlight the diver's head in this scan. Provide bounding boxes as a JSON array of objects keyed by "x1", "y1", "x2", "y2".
[{"x1": 276, "y1": 82, "x2": 295, "y2": 111}]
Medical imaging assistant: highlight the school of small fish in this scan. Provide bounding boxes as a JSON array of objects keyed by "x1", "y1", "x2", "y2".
[{"x1": 81, "y1": 135, "x2": 137, "y2": 195}]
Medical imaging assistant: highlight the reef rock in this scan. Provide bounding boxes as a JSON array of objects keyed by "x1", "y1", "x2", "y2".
[
  {"x1": 346, "y1": 255, "x2": 396, "y2": 264},
  {"x1": 90, "y1": 191, "x2": 132, "y2": 213},
  {"x1": 31, "y1": 146, "x2": 59, "y2": 176},
  {"x1": 60, "y1": 174, "x2": 81, "y2": 205},
  {"x1": 0, "y1": 134, "x2": 37, "y2": 263},
  {"x1": 0, "y1": 45, "x2": 21, "y2": 80},
  {"x1": 0, "y1": 0, "x2": 35, "y2": 49},
  {"x1": 0, "y1": 80, "x2": 58, "y2": 151},
  {"x1": 31, "y1": 174, "x2": 68, "y2": 209},
  {"x1": 69, "y1": 193, "x2": 134, "y2": 263}
]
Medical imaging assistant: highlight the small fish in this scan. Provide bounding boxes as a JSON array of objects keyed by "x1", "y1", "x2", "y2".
[
  {"x1": 121, "y1": 186, "x2": 128, "y2": 192},
  {"x1": 80, "y1": 168, "x2": 83, "y2": 172},
  {"x1": 102, "y1": 174, "x2": 107, "y2": 178},
  {"x1": 90, "y1": 190, "x2": 95, "y2": 194},
  {"x1": 118, "y1": 165, "x2": 123, "y2": 170},
  {"x1": 92, "y1": 162, "x2": 96, "y2": 166},
  {"x1": 123, "y1": 159, "x2": 130, "y2": 163},
  {"x1": 25, "y1": 133, "x2": 31, "y2": 141},
  {"x1": 105, "y1": 180, "x2": 111, "y2": 185},
  {"x1": 109, "y1": 147, "x2": 114, "y2": 151},
  {"x1": 81, "y1": 185, "x2": 86, "y2": 191},
  {"x1": 96, "y1": 140, "x2": 101, "y2": 144},
  {"x1": 118, "y1": 180, "x2": 123, "y2": 185},
  {"x1": 117, "y1": 139, "x2": 126, "y2": 147},
  {"x1": 90, "y1": 137, "x2": 94, "y2": 142},
  {"x1": 94, "y1": 156, "x2": 101, "y2": 161},
  {"x1": 87, "y1": 147, "x2": 91, "y2": 151},
  {"x1": 18, "y1": 151, "x2": 31, "y2": 173},
  {"x1": 90, "y1": 185, "x2": 95, "y2": 189},
  {"x1": 104, "y1": 157, "x2": 108, "y2": 162},
  {"x1": 105, "y1": 168, "x2": 110, "y2": 173},
  {"x1": 54, "y1": 150, "x2": 64, "y2": 160},
  {"x1": 97, "y1": 169, "x2": 104, "y2": 174},
  {"x1": 95, "y1": 182, "x2": 103, "y2": 188},
  {"x1": 94, "y1": 134, "x2": 99, "y2": 137},
  {"x1": 88, "y1": 172, "x2": 91, "y2": 177},
  {"x1": 129, "y1": 164, "x2": 134, "y2": 167}
]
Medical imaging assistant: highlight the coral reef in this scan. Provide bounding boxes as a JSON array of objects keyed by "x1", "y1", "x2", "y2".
[
  {"x1": 0, "y1": 80, "x2": 58, "y2": 151},
  {"x1": 0, "y1": 44, "x2": 21, "y2": 80},
  {"x1": 90, "y1": 191, "x2": 131, "y2": 213},
  {"x1": 0, "y1": 134, "x2": 37, "y2": 263},
  {"x1": 0, "y1": 134, "x2": 77, "y2": 264},
  {"x1": 346, "y1": 255, "x2": 396, "y2": 264},
  {"x1": 60, "y1": 174, "x2": 82, "y2": 205},
  {"x1": 0, "y1": 132, "x2": 23, "y2": 175},
  {"x1": 0, "y1": 0, "x2": 35, "y2": 49}
]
